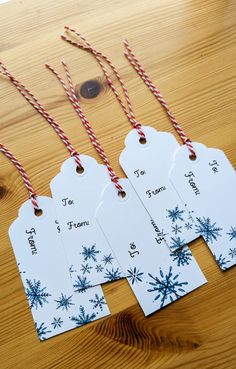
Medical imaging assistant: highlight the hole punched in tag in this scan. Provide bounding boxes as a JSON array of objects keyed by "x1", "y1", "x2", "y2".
[
  {"x1": 139, "y1": 137, "x2": 147, "y2": 145},
  {"x1": 118, "y1": 190, "x2": 126, "y2": 199},
  {"x1": 76, "y1": 165, "x2": 85, "y2": 174},
  {"x1": 189, "y1": 154, "x2": 197, "y2": 161},
  {"x1": 123, "y1": 39, "x2": 198, "y2": 160},
  {"x1": 34, "y1": 208, "x2": 43, "y2": 217}
]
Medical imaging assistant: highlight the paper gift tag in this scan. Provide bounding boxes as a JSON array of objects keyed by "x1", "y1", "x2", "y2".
[
  {"x1": 96, "y1": 178, "x2": 207, "y2": 316},
  {"x1": 120, "y1": 126, "x2": 197, "y2": 250},
  {"x1": 50, "y1": 155, "x2": 124, "y2": 291},
  {"x1": 9, "y1": 196, "x2": 110, "y2": 341},
  {"x1": 169, "y1": 142, "x2": 236, "y2": 271}
]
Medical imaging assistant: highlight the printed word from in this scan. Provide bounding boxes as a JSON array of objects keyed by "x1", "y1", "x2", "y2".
[
  {"x1": 146, "y1": 186, "x2": 166, "y2": 198},
  {"x1": 25, "y1": 228, "x2": 37, "y2": 255},
  {"x1": 184, "y1": 171, "x2": 200, "y2": 195},
  {"x1": 67, "y1": 220, "x2": 90, "y2": 230},
  {"x1": 150, "y1": 219, "x2": 165, "y2": 244}
]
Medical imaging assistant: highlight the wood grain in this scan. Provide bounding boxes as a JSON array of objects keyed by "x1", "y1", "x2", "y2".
[{"x1": 0, "y1": 0, "x2": 236, "y2": 368}]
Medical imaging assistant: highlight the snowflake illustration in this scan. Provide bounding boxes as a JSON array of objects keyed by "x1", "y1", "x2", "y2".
[
  {"x1": 69, "y1": 265, "x2": 77, "y2": 274},
  {"x1": 89, "y1": 294, "x2": 107, "y2": 311},
  {"x1": 229, "y1": 248, "x2": 236, "y2": 258},
  {"x1": 104, "y1": 267, "x2": 122, "y2": 281},
  {"x1": 51, "y1": 317, "x2": 63, "y2": 329},
  {"x1": 80, "y1": 263, "x2": 93, "y2": 274},
  {"x1": 25, "y1": 279, "x2": 51, "y2": 309},
  {"x1": 170, "y1": 236, "x2": 186, "y2": 250},
  {"x1": 81, "y1": 244, "x2": 100, "y2": 262},
  {"x1": 227, "y1": 226, "x2": 236, "y2": 241},
  {"x1": 102, "y1": 253, "x2": 114, "y2": 265},
  {"x1": 55, "y1": 293, "x2": 74, "y2": 311},
  {"x1": 70, "y1": 305, "x2": 96, "y2": 327},
  {"x1": 147, "y1": 266, "x2": 188, "y2": 308},
  {"x1": 127, "y1": 267, "x2": 144, "y2": 285},
  {"x1": 158, "y1": 229, "x2": 168, "y2": 240},
  {"x1": 166, "y1": 206, "x2": 185, "y2": 223},
  {"x1": 171, "y1": 224, "x2": 182, "y2": 235},
  {"x1": 35, "y1": 322, "x2": 51, "y2": 340},
  {"x1": 73, "y1": 276, "x2": 91, "y2": 292},
  {"x1": 170, "y1": 247, "x2": 192, "y2": 267},
  {"x1": 214, "y1": 254, "x2": 230, "y2": 271},
  {"x1": 185, "y1": 222, "x2": 193, "y2": 230},
  {"x1": 195, "y1": 217, "x2": 222, "y2": 243},
  {"x1": 95, "y1": 264, "x2": 104, "y2": 273}
]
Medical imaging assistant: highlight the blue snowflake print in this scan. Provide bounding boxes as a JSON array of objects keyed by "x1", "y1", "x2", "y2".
[
  {"x1": 159, "y1": 229, "x2": 168, "y2": 239},
  {"x1": 195, "y1": 217, "x2": 222, "y2": 243},
  {"x1": 70, "y1": 305, "x2": 96, "y2": 327},
  {"x1": 214, "y1": 254, "x2": 230, "y2": 271},
  {"x1": 185, "y1": 222, "x2": 193, "y2": 230},
  {"x1": 25, "y1": 279, "x2": 51, "y2": 310},
  {"x1": 73, "y1": 276, "x2": 91, "y2": 293},
  {"x1": 147, "y1": 266, "x2": 188, "y2": 308},
  {"x1": 69, "y1": 265, "x2": 77, "y2": 274},
  {"x1": 170, "y1": 236, "x2": 186, "y2": 250},
  {"x1": 229, "y1": 248, "x2": 236, "y2": 259},
  {"x1": 102, "y1": 253, "x2": 114, "y2": 265},
  {"x1": 95, "y1": 264, "x2": 104, "y2": 273},
  {"x1": 170, "y1": 247, "x2": 192, "y2": 267},
  {"x1": 171, "y1": 224, "x2": 182, "y2": 235},
  {"x1": 55, "y1": 293, "x2": 74, "y2": 311},
  {"x1": 127, "y1": 267, "x2": 144, "y2": 285},
  {"x1": 89, "y1": 294, "x2": 107, "y2": 311},
  {"x1": 104, "y1": 267, "x2": 122, "y2": 281},
  {"x1": 166, "y1": 206, "x2": 185, "y2": 223},
  {"x1": 35, "y1": 322, "x2": 51, "y2": 340},
  {"x1": 51, "y1": 317, "x2": 63, "y2": 329},
  {"x1": 227, "y1": 226, "x2": 236, "y2": 241},
  {"x1": 80, "y1": 263, "x2": 93, "y2": 274},
  {"x1": 81, "y1": 244, "x2": 100, "y2": 262}
]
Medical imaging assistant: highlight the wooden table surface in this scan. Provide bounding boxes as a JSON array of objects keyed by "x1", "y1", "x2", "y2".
[{"x1": 0, "y1": 0, "x2": 236, "y2": 368}]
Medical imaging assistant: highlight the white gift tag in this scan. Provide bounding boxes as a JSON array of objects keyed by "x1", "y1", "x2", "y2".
[
  {"x1": 96, "y1": 179, "x2": 207, "y2": 316},
  {"x1": 50, "y1": 155, "x2": 124, "y2": 291},
  {"x1": 169, "y1": 142, "x2": 236, "y2": 270},
  {"x1": 120, "y1": 126, "x2": 197, "y2": 249},
  {"x1": 9, "y1": 196, "x2": 110, "y2": 341}
]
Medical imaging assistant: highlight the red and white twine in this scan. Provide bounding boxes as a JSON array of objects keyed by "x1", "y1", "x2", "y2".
[
  {"x1": 0, "y1": 144, "x2": 39, "y2": 210},
  {"x1": 61, "y1": 26, "x2": 145, "y2": 139},
  {"x1": 123, "y1": 40, "x2": 196, "y2": 157},
  {"x1": 0, "y1": 62, "x2": 83, "y2": 169},
  {"x1": 46, "y1": 61, "x2": 123, "y2": 193}
]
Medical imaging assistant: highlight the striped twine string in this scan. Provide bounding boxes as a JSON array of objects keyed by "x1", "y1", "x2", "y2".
[
  {"x1": 0, "y1": 61, "x2": 83, "y2": 169},
  {"x1": 0, "y1": 143, "x2": 39, "y2": 210},
  {"x1": 46, "y1": 61, "x2": 124, "y2": 193},
  {"x1": 61, "y1": 26, "x2": 145, "y2": 139},
  {"x1": 123, "y1": 39, "x2": 196, "y2": 158}
]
